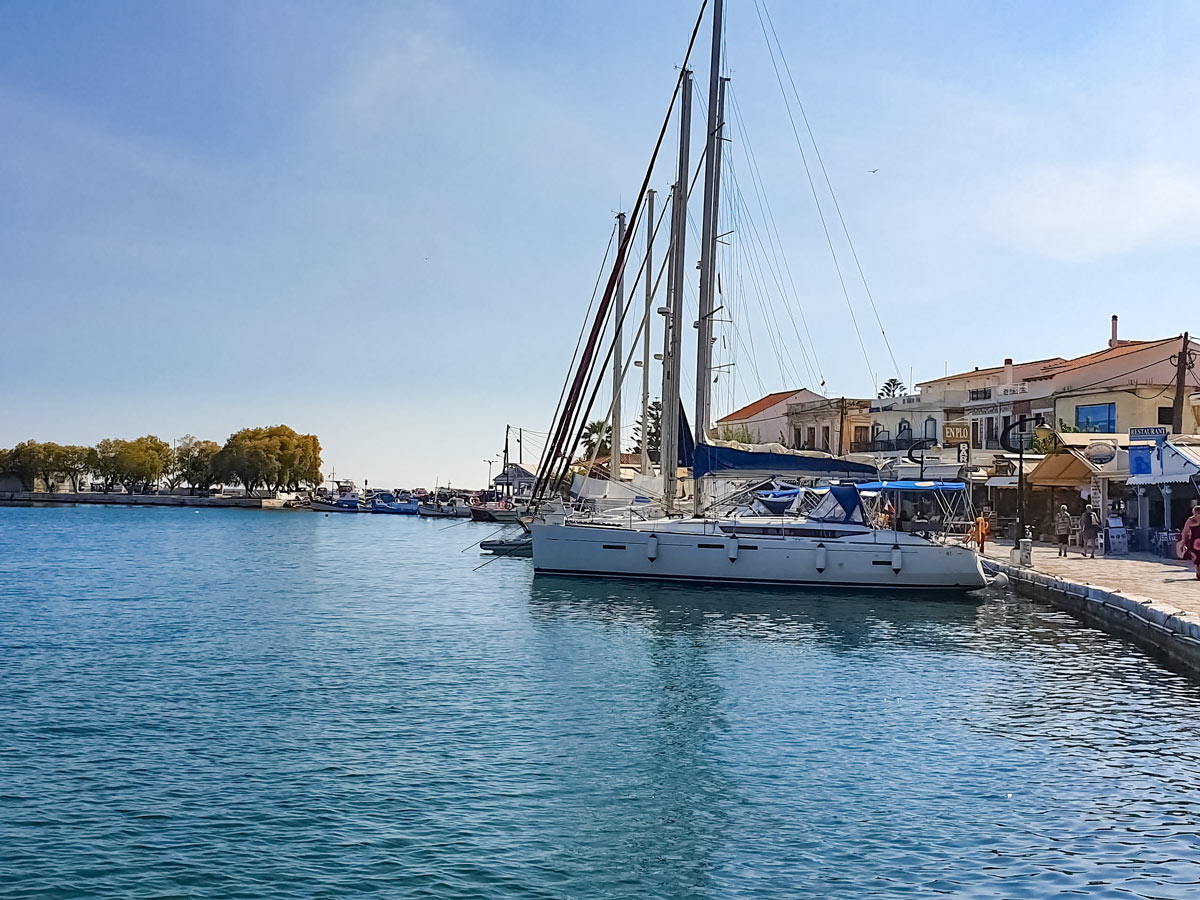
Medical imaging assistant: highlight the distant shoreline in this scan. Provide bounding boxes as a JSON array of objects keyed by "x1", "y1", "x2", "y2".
[{"x1": 0, "y1": 491, "x2": 288, "y2": 510}]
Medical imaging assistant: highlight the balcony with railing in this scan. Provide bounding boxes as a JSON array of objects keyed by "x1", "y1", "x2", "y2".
[{"x1": 968, "y1": 388, "x2": 993, "y2": 402}]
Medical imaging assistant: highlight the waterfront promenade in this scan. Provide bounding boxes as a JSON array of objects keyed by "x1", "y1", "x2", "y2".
[{"x1": 981, "y1": 539, "x2": 1200, "y2": 676}]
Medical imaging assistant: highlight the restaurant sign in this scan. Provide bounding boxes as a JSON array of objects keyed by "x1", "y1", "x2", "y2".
[
  {"x1": 943, "y1": 422, "x2": 970, "y2": 444},
  {"x1": 1129, "y1": 426, "x2": 1168, "y2": 445},
  {"x1": 1083, "y1": 441, "x2": 1117, "y2": 465}
]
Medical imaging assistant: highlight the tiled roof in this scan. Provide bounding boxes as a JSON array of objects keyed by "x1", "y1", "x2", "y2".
[
  {"x1": 934, "y1": 356, "x2": 1066, "y2": 383},
  {"x1": 1024, "y1": 338, "x2": 1173, "y2": 381},
  {"x1": 718, "y1": 390, "x2": 816, "y2": 423}
]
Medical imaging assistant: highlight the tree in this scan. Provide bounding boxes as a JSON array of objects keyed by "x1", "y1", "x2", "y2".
[
  {"x1": 632, "y1": 399, "x2": 663, "y2": 462},
  {"x1": 113, "y1": 435, "x2": 172, "y2": 493},
  {"x1": 59, "y1": 445, "x2": 92, "y2": 492},
  {"x1": 4, "y1": 441, "x2": 42, "y2": 491},
  {"x1": 579, "y1": 420, "x2": 612, "y2": 461},
  {"x1": 714, "y1": 424, "x2": 754, "y2": 443},
  {"x1": 176, "y1": 436, "x2": 222, "y2": 493},
  {"x1": 210, "y1": 425, "x2": 321, "y2": 495},
  {"x1": 88, "y1": 439, "x2": 124, "y2": 491},
  {"x1": 878, "y1": 378, "x2": 907, "y2": 398}
]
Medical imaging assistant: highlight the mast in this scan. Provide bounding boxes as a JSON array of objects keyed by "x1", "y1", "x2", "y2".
[
  {"x1": 693, "y1": 0, "x2": 725, "y2": 516},
  {"x1": 503, "y1": 425, "x2": 510, "y2": 497},
  {"x1": 611, "y1": 211, "x2": 627, "y2": 482},
  {"x1": 641, "y1": 189, "x2": 655, "y2": 476},
  {"x1": 660, "y1": 69, "x2": 693, "y2": 513}
]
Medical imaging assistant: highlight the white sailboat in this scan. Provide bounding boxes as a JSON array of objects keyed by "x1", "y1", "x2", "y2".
[{"x1": 525, "y1": 0, "x2": 988, "y2": 592}]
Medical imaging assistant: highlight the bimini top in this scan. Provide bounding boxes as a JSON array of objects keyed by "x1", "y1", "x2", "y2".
[
  {"x1": 807, "y1": 484, "x2": 867, "y2": 524},
  {"x1": 854, "y1": 480, "x2": 966, "y2": 492},
  {"x1": 693, "y1": 441, "x2": 878, "y2": 479}
]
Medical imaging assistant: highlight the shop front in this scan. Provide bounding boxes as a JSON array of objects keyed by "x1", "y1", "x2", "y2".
[
  {"x1": 1026, "y1": 433, "x2": 1131, "y2": 552},
  {"x1": 1126, "y1": 432, "x2": 1200, "y2": 556}
]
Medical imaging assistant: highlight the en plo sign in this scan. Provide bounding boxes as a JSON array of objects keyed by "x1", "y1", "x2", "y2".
[{"x1": 943, "y1": 422, "x2": 970, "y2": 445}]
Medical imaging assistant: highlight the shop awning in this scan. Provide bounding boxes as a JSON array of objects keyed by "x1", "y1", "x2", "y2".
[{"x1": 1127, "y1": 440, "x2": 1200, "y2": 485}]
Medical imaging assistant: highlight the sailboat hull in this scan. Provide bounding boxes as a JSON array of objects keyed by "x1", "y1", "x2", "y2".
[{"x1": 530, "y1": 522, "x2": 987, "y2": 591}]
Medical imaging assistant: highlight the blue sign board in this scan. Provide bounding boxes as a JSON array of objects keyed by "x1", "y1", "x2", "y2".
[
  {"x1": 1129, "y1": 426, "x2": 1168, "y2": 444},
  {"x1": 1129, "y1": 445, "x2": 1153, "y2": 476}
]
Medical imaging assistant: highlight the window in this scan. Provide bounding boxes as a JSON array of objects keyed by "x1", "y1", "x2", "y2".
[
  {"x1": 924, "y1": 417, "x2": 937, "y2": 439},
  {"x1": 969, "y1": 388, "x2": 992, "y2": 401},
  {"x1": 1159, "y1": 406, "x2": 1174, "y2": 426},
  {"x1": 1075, "y1": 402, "x2": 1116, "y2": 433},
  {"x1": 806, "y1": 426, "x2": 816, "y2": 449},
  {"x1": 792, "y1": 427, "x2": 804, "y2": 448},
  {"x1": 897, "y1": 418, "x2": 912, "y2": 439},
  {"x1": 854, "y1": 425, "x2": 870, "y2": 443},
  {"x1": 821, "y1": 425, "x2": 831, "y2": 451}
]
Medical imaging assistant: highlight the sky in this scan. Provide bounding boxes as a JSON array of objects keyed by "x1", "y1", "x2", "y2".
[{"x1": 4, "y1": 0, "x2": 1200, "y2": 488}]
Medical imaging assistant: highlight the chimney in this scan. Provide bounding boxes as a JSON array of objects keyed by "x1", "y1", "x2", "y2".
[
  {"x1": 1004, "y1": 357, "x2": 1014, "y2": 384},
  {"x1": 1109, "y1": 314, "x2": 1119, "y2": 348}
]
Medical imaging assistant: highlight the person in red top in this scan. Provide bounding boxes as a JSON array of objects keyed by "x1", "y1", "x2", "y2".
[{"x1": 1179, "y1": 505, "x2": 1200, "y2": 580}]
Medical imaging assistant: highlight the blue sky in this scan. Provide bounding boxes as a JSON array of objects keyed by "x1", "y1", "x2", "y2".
[{"x1": 3, "y1": 0, "x2": 1199, "y2": 487}]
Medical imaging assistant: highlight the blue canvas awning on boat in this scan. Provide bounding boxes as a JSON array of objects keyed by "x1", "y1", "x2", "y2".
[
  {"x1": 854, "y1": 480, "x2": 966, "y2": 492},
  {"x1": 692, "y1": 443, "x2": 878, "y2": 479},
  {"x1": 808, "y1": 484, "x2": 867, "y2": 524}
]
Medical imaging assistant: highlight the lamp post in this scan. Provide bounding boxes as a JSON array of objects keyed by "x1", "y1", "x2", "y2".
[
  {"x1": 1000, "y1": 418, "x2": 1054, "y2": 539},
  {"x1": 905, "y1": 438, "x2": 939, "y2": 480},
  {"x1": 485, "y1": 458, "x2": 496, "y2": 486}
]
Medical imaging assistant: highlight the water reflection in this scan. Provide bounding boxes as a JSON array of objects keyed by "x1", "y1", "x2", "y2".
[{"x1": 527, "y1": 575, "x2": 983, "y2": 652}]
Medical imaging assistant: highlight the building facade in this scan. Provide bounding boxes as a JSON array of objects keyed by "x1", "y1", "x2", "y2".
[{"x1": 715, "y1": 389, "x2": 823, "y2": 444}]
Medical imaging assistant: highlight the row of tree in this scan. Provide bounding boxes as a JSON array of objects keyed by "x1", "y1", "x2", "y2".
[{"x1": 0, "y1": 425, "x2": 322, "y2": 496}]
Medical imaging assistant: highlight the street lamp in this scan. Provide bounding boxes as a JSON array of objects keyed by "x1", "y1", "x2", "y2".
[
  {"x1": 1000, "y1": 418, "x2": 1055, "y2": 539},
  {"x1": 905, "y1": 437, "x2": 940, "y2": 480},
  {"x1": 484, "y1": 457, "x2": 499, "y2": 487}
]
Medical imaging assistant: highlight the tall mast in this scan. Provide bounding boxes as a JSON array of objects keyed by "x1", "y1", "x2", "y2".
[
  {"x1": 611, "y1": 211, "x2": 627, "y2": 482},
  {"x1": 693, "y1": 0, "x2": 724, "y2": 516},
  {"x1": 503, "y1": 425, "x2": 510, "y2": 497},
  {"x1": 641, "y1": 189, "x2": 655, "y2": 476},
  {"x1": 660, "y1": 69, "x2": 693, "y2": 513}
]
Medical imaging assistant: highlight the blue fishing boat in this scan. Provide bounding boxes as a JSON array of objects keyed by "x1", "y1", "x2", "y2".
[{"x1": 370, "y1": 492, "x2": 420, "y2": 515}]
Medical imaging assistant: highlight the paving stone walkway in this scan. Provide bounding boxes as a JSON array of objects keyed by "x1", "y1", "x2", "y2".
[{"x1": 983, "y1": 539, "x2": 1200, "y2": 619}]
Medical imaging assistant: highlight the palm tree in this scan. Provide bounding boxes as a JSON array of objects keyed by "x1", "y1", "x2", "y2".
[
  {"x1": 579, "y1": 420, "x2": 612, "y2": 461},
  {"x1": 877, "y1": 377, "x2": 907, "y2": 398}
]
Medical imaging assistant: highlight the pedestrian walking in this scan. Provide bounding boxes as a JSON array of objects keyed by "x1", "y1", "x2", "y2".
[
  {"x1": 1178, "y1": 505, "x2": 1200, "y2": 581},
  {"x1": 971, "y1": 510, "x2": 990, "y2": 554},
  {"x1": 1080, "y1": 504, "x2": 1100, "y2": 559},
  {"x1": 1055, "y1": 504, "x2": 1072, "y2": 557}
]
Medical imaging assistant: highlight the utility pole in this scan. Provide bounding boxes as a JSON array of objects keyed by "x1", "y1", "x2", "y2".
[
  {"x1": 693, "y1": 0, "x2": 725, "y2": 517},
  {"x1": 1172, "y1": 331, "x2": 1191, "y2": 434},
  {"x1": 611, "y1": 211, "x2": 626, "y2": 483},
  {"x1": 661, "y1": 69, "x2": 692, "y2": 513},
  {"x1": 839, "y1": 397, "x2": 846, "y2": 456},
  {"x1": 641, "y1": 189, "x2": 655, "y2": 476}
]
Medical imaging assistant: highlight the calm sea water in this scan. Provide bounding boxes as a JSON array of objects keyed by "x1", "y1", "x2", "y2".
[{"x1": 2, "y1": 505, "x2": 1200, "y2": 898}]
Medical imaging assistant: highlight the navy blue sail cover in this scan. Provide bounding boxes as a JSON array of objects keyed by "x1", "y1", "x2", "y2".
[{"x1": 692, "y1": 443, "x2": 878, "y2": 479}]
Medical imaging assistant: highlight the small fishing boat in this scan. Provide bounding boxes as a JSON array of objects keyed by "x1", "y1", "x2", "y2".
[
  {"x1": 311, "y1": 493, "x2": 365, "y2": 513},
  {"x1": 419, "y1": 496, "x2": 474, "y2": 518},
  {"x1": 370, "y1": 491, "x2": 420, "y2": 515},
  {"x1": 480, "y1": 533, "x2": 533, "y2": 558}
]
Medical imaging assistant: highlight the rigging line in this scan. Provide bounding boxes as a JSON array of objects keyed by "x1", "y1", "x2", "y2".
[
  {"x1": 552, "y1": 195, "x2": 673, "y2": 490},
  {"x1": 726, "y1": 176, "x2": 806, "y2": 388},
  {"x1": 750, "y1": 0, "x2": 874, "y2": 390},
  {"x1": 726, "y1": 87, "x2": 824, "y2": 387},
  {"x1": 723, "y1": 183, "x2": 783, "y2": 394},
  {"x1": 535, "y1": 0, "x2": 710, "y2": 501},
  {"x1": 536, "y1": 222, "x2": 616, "y2": 476},
  {"x1": 570, "y1": 240, "x2": 675, "y2": 485},
  {"x1": 724, "y1": 158, "x2": 816, "y2": 388},
  {"x1": 759, "y1": 0, "x2": 901, "y2": 382},
  {"x1": 736, "y1": 220, "x2": 796, "y2": 388}
]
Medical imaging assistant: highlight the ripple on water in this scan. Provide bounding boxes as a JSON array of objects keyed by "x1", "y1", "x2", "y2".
[{"x1": 2, "y1": 505, "x2": 1200, "y2": 899}]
